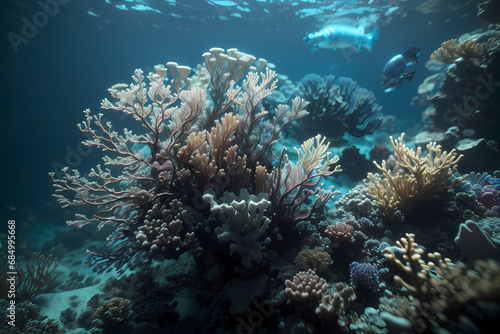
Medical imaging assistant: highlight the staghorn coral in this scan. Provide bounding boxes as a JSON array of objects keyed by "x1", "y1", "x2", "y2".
[
  {"x1": 430, "y1": 38, "x2": 486, "y2": 64},
  {"x1": 199, "y1": 47, "x2": 267, "y2": 128},
  {"x1": 367, "y1": 133, "x2": 465, "y2": 219},
  {"x1": 383, "y1": 233, "x2": 500, "y2": 333},
  {"x1": 265, "y1": 135, "x2": 341, "y2": 228},
  {"x1": 227, "y1": 69, "x2": 309, "y2": 169},
  {"x1": 175, "y1": 113, "x2": 248, "y2": 192},
  {"x1": 295, "y1": 248, "x2": 332, "y2": 273}
]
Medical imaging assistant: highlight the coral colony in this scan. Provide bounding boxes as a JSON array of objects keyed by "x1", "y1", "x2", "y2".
[{"x1": 4, "y1": 12, "x2": 500, "y2": 332}]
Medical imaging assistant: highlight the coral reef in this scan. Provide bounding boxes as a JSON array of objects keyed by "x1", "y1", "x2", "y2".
[
  {"x1": 50, "y1": 47, "x2": 328, "y2": 278},
  {"x1": 15, "y1": 252, "x2": 58, "y2": 301},
  {"x1": 349, "y1": 261, "x2": 380, "y2": 292},
  {"x1": 413, "y1": 30, "x2": 500, "y2": 172},
  {"x1": 41, "y1": 36, "x2": 500, "y2": 334},
  {"x1": 367, "y1": 133, "x2": 465, "y2": 220},
  {"x1": 203, "y1": 188, "x2": 272, "y2": 269},
  {"x1": 91, "y1": 297, "x2": 131, "y2": 328},
  {"x1": 430, "y1": 38, "x2": 486, "y2": 64},
  {"x1": 383, "y1": 233, "x2": 500, "y2": 333},
  {"x1": 284, "y1": 269, "x2": 328, "y2": 311},
  {"x1": 295, "y1": 248, "x2": 332, "y2": 273},
  {"x1": 264, "y1": 134, "x2": 341, "y2": 229},
  {"x1": 293, "y1": 74, "x2": 383, "y2": 141}
]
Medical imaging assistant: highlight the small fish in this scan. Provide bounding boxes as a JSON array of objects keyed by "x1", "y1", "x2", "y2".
[
  {"x1": 381, "y1": 47, "x2": 421, "y2": 93},
  {"x1": 303, "y1": 24, "x2": 378, "y2": 53}
]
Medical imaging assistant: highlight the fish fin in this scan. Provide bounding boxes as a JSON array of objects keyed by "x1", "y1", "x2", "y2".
[
  {"x1": 370, "y1": 26, "x2": 379, "y2": 41},
  {"x1": 364, "y1": 26, "x2": 377, "y2": 52},
  {"x1": 404, "y1": 70, "x2": 416, "y2": 81},
  {"x1": 384, "y1": 87, "x2": 396, "y2": 93},
  {"x1": 357, "y1": 43, "x2": 362, "y2": 52},
  {"x1": 403, "y1": 47, "x2": 421, "y2": 63},
  {"x1": 358, "y1": 20, "x2": 367, "y2": 32}
]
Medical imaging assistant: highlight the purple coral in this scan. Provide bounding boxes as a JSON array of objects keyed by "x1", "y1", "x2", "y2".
[
  {"x1": 349, "y1": 262, "x2": 379, "y2": 292},
  {"x1": 476, "y1": 178, "x2": 500, "y2": 217},
  {"x1": 357, "y1": 217, "x2": 374, "y2": 229}
]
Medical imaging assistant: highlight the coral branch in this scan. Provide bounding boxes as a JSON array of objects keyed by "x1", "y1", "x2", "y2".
[{"x1": 268, "y1": 135, "x2": 341, "y2": 227}]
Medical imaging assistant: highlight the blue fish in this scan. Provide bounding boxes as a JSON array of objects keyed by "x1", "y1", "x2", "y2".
[
  {"x1": 303, "y1": 24, "x2": 378, "y2": 53},
  {"x1": 381, "y1": 47, "x2": 421, "y2": 93}
]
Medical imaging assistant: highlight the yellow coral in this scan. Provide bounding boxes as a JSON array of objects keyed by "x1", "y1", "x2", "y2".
[
  {"x1": 383, "y1": 233, "x2": 500, "y2": 332},
  {"x1": 367, "y1": 133, "x2": 465, "y2": 219},
  {"x1": 296, "y1": 248, "x2": 332, "y2": 273},
  {"x1": 430, "y1": 38, "x2": 485, "y2": 64}
]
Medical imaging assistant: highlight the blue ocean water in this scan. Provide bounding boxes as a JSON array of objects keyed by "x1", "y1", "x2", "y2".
[
  {"x1": 0, "y1": 0, "x2": 484, "y2": 212},
  {"x1": 1, "y1": 1, "x2": 499, "y2": 333}
]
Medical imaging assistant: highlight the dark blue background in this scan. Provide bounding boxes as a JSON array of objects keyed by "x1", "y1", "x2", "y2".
[{"x1": 0, "y1": 0, "x2": 484, "y2": 216}]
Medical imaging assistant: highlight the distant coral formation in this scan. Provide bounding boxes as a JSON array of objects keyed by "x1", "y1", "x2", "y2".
[
  {"x1": 293, "y1": 74, "x2": 383, "y2": 141},
  {"x1": 414, "y1": 29, "x2": 500, "y2": 172}
]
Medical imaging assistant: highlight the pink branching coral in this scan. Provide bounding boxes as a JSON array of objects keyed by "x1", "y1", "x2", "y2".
[
  {"x1": 324, "y1": 221, "x2": 355, "y2": 246},
  {"x1": 264, "y1": 135, "x2": 341, "y2": 228}
]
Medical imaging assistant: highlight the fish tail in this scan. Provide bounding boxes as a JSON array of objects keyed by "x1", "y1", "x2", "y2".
[
  {"x1": 404, "y1": 70, "x2": 416, "y2": 81},
  {"x1": 365, "y1": 26, "x2": 378, "y2": 52}
]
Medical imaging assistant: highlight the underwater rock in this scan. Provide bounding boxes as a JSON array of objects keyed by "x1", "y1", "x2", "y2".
[
  {"x1": 338, "y1": 146, "x2": 374, "y2": 182},
  {"x1": 455, "y1": 220, "x2": 500, "y2": 263},
  {"x1": 455, "y1": 137, "x2": 500, "y2": 173},
  {"x1": 414, "y1": 131, "x2": 446, "y2": 147}
]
